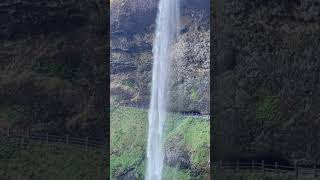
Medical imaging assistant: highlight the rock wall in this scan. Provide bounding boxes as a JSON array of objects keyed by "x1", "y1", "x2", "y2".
[
  {"x1": 213, "y1": 0, "x2": 320, "y2": 164},
  {"x1": 110, "y1": 0, "x2": 210, "y2": 113}
]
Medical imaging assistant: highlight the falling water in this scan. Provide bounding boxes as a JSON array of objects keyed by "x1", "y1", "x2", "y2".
[{"x1": 146, "y1": 0, "x2": 180, "y2": 179}]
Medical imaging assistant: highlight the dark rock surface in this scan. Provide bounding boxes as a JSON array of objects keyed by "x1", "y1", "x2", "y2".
[
  {"x1": 213, "y1": 0, "x2": 320, "y2": 164},
  {"x1": 165, "y1": 135, "x2": 191, "y2": 169},
  {"x1": 118, "y1": 168, "x2": 139, "y2": 180}
]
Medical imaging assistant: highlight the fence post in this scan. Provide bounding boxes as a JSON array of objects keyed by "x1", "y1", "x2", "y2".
[
  {"x1": 314, "y1": 164, "x2": 317, "y2": 178},
  {"x1": 295, "y1": 161, "x2": 298, "y2": 178},
  {"x1": 46, "y1": 133, "x2": 49, "y2": 144},
  {"x1": 275, "y1": 162, "x2": 279, "y2": 176},
  {"x1": 7, "y1": 128, "x2": 9, "y2": 137},
  {"x1": 262, "y1": 160, "x2": 265, "y2": 175}
]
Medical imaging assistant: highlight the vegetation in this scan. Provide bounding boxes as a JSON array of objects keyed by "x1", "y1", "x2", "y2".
[
  {"x1": 166, "y1": 117, "x2": 210, "y2": 168},
  {"x1": 110, "y1": 106, "x2": 148, "y2": 179},
  {"x1": 110, "y1": 106, "x2": 209, "y2": 179},
  {"x1": 162, "y1": 166, "x2": 191, "y2": 180},
  {"x1": 32, "y1": 61, "x2": 80, "y2": 82},
  {"x1": 256, "y1": 96, "x2": 279, "y2": 122},
  {"x1": 121, "y1": 79, "x2": 136, "y2": 89},
  {"x1": 190, "y1": 88, "x2": 199, "y2": 102},
  {"x1": 0, "y1": 136, "x2": 107, "y2": 180}
]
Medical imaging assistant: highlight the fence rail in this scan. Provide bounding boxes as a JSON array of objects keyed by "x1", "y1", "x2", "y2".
[
  {"x1": 0, "y1": 128, "x2": 107, "y2": 151},
  {"x1": 213, "y1": 160, "x2": 320, "y2": 178}
]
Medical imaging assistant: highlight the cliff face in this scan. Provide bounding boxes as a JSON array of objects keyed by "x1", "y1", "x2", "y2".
[
  {"x1": 110, "y1": 0, "x2": 210, "y2": 113},
  {"x1": 213, "y1": 0, "x2": 320, "y2": 164},
  {"x1": 0, "y1": 0, "x2": 108, "y2": 139}
]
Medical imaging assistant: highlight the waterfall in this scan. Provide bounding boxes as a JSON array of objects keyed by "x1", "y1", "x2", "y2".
[{"x1": 146, "y1": 0, "x2": 180, "y2": 179}]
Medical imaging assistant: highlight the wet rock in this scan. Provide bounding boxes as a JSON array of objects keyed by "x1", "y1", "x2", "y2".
[
  {"x1": 164, "y1": 135, "x2": 191, "y2": 169},
  {"x1": 110, "y1": 0, "x2": 210, "y2": 113},
  {"x1": 118, "y1": 168, "x2": 139, "y2": 180}
]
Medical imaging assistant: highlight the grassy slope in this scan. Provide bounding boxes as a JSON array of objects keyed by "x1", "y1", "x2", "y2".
[
  {"x1": 110, "y1": 106, "x2": 210, "y2": 179},
  {"x1": 0, "y1": 137, "x2": 107, "y2": 180}
]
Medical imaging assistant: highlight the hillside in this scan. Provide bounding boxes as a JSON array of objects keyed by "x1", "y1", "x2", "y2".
[
  {"x1": 0, "y1": 0, "x2": 108, "y2": 138},
  {"x1": 213, "y1": 0, "x2": 320, "y2": 165},
  {"x1": 110, "y1": 106, "x2": 210, "y2": 179},
  {"x1": 110, "y1": 0, "x2": 210, "y2": 114}
]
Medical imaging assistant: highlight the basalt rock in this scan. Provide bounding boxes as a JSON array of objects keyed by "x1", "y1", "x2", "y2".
[{"x1": 110, "y1": 0, "x2": 210, "y2": 114}]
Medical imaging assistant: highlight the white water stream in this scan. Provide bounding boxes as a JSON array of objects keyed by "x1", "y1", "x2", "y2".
[{"x1": 146, "y1": 0, "x2": 180, "y2": 179}]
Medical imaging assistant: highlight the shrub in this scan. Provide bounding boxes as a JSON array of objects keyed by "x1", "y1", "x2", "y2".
[
  {"x1": 32, "y1": 61, "x2": 80, "y2": 82},
  {"x1": 256, "y1": 96, "x2": 279, "y2": 122}
]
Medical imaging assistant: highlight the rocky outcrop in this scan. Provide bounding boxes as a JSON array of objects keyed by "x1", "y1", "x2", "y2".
[
  {"x1": 165, "y1": 135, "x2": 191, "y2": 169},
  {"x1": 110, "y1": 0, "x2": 210, "y2": 113},
  {"x1": 213, "y1": 0, "x2": 320, "y2": 164},
  {"x1": 0, "y1": 0, "x2": 108, "y2": 139}
]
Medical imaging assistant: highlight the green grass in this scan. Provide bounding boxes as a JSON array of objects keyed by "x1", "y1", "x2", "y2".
[
  {"x1": 110, "y1": 106, "x2": 148, "y2": 179},
  {"x1": 110, "y1": 106, "x2": 210, "y2": 179},
  {"x1": 162, "y1": 166, "x2": 191, "y2": 180},
  {"x1": 0, "y1": 137, "x2": 107, "y2": 180},
  {"x1": 166, "y1": 117, "x2": 210, "y2": 168}
]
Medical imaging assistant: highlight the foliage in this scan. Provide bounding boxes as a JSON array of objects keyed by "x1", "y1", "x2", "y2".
[
  {"x1": 32, "y1": 61, "x2": 80, "y2": 82},
  {"x1": 256, "y1": 96, "x2": 279, "y2": 122},
  {"x1": 190, "y1": 88, "x2": 199, "y2": 102},
  {"x1": 0, "y1": 136, "x2": 20, "y2": 159},
  {"x1": 166, "y1": 117, "x2": 210, "y2": 168},
  {"x1": 121, "y1": 79, "x2": 136, "y2": 89},
  {"x1": 162, "y1": 166, "x2": 191, "y2": 180}
]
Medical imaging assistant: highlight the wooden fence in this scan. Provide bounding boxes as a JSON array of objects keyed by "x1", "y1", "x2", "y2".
[
  {"x1": 0, "y1": 128, "x2": 106, "y2": 151},
  {"x1": 213, "y1": 160, "x2": 320, "y2": 179}
]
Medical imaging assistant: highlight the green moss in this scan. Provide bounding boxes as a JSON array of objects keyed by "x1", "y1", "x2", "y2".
[
  {"x1": 110, "y1": 106, "x2": 148, "y2": 179},
  {"x1": 256, "y1": 96, "x2": 279, "y2": 122},
  {"x1": 110, "y1": 106, "x2": 209, "y2": 179},
  {"x1": 163, "y1": 166, "x2": 191, "y2": 180},
  {"x1": 190, "y1": 89, "x2": 199, "y2": 102},
  {"x1": 166, "y1": 118, "x2": 210, "y2": 168},
  {"x1": 121, "y1": 79, "x2": 136, "y2": 89}
]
